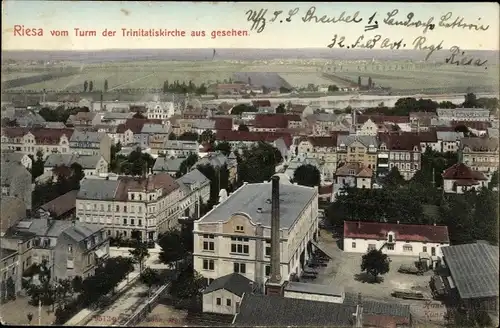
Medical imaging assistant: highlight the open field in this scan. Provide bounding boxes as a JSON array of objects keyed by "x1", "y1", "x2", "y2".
[{"x1": 2, "y1": 60, "x2": 498, "y2": 93}]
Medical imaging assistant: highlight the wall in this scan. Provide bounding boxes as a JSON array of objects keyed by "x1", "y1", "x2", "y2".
[
  {"x1": 284, "y1": 291, "x2": 344, "y2": 304},
  {"x1": 343, "y1": 237, "x2": 447, "y2": 257},
  {"x1": 202, "y1": 289, "x2": 242, "y2": 315}
]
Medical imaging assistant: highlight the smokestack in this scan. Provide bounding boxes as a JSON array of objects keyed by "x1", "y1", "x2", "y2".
[
  {"x1": 270, "y1": 175, "x2": 281, "y2": 285},
  {"x1": 100, "y1": 92, "x2": 103, "y2": 111}
]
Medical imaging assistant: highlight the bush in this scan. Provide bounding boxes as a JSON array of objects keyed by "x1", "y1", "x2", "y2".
[{"x1": 54, "y1": 298, "x2": 80, "y2": 325}]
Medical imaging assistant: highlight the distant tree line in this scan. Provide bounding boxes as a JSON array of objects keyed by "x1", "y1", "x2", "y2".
[
  {"x1": 162, "y1": 80, "x2": 207, "y2": 95},
  {"x1": 39, "y1": 106, "x2": 89, "y2": 123}
]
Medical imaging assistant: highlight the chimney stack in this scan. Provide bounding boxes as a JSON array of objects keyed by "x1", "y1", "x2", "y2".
[{"x1": 266, "y1": 175, "x2": 283, "y2": 295}]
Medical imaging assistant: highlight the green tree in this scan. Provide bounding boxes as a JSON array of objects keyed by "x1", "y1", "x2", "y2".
[
  {"x1": 199, "y1": 130, "x2": 215, "y2": 144},
  {"x1": 360, "y1": 249, "x2": 390, "y2": 282},
  {"x1": 238, "y1": 124, "x2": 249, "y2": 132},
  {"x1": 238, "y1": 142, "x2": 282, "y2": 184},
  {"x1": 163, "y1": 81, "x2": 168, "y2": 93},
  {"x1": 214, "y1": 141, "x2": 232, "y2": 157},
  {"x1": 88, "y1": 81, "x2": 93, "y2": 92},
  {"x1": 383, "y1": 167, "x2": 405, "y2": 188},
  {"x1": 140, "y1": 267, "x2": 161, "y2": 297},
  {"x1": 358, "y1": 76, "x2": 362, "y2": 87},
  {"x1": 84, "y1": 80, "x2": 88, "y2": 92},
  {"x1": 158, "y1": 229, "x2": 186, "y2": 271},
  {"x1": 231, "y1": 104, "x2": 257, "y2": 115},
  {"x1": 104, "y1": 79, "x2": 109, "y2": 92},
  {"x1": 178, "y1": 132, "x2": 199, "y2": 141},
  {"x1": 275, "y1": 103, "x2": 286, "y2": 113},
  {"x1": 293, "y1": 164, "x2": 321, "y2": 187},
  {"x1": 463, "y1": 92, "x2": 478, "y2": 108},
  {"x1": 177, "y1": 153, "x2": 199, "y2": 177},
  {"x1": 132, "y1": 111, "x2": 146, "y2": 119},
  {"x1": 129, "y1": 242, "x2": 150, "y2": 273},
  {"x1": 169, "y1": 265, "x2": 205, "y2": 299},
  {"x1": 30, "y1": 150, "x2": 45, "y2": 181}
]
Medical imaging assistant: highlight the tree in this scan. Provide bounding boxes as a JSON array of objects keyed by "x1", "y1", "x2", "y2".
[
  {"x1": 383, "y1": 167, "x2": 405, "y2": 188},
  {"x1": 163, "y1": 81, "x2": 168, "y2": 93},
  {"x1": 199, "y1": 130, "x2": 215, "y2": 144},
  {"x1": 140, "y1": 267, "x2": 161, "y2": 297},
  {"x1": 238, "y1": 142, "x2": 282, "y2": 184},
  {"x1": 276, "y1": 103, "x2": 286, "y2": 113},
  {"x1": 463, "y1": 92, "x2": 478, "y2": 108},
  {"x1": 488, "y1": 170, "x2": 498, "y2": 190},
  {"x1": 84, "y1": 80, "x2": 88, "y2": 92},
  {"x1": 132, "y1": 111, "x2": 146, "y2": 119},
  {"x1": 104, "y1": 79, "x2": 108, "y2": 92},
  {"x1": 238, "y1": 124, "x2": 249, "y2": 132},
  {"x1": 129, "y1": 242, "x2": 150, "y2": 273},
  {"x1": 177, "y1": 153, "x2": 199, "y2": 177},
  {"x1": 214, "y1": 141, "x2": 232, "y2": 157},
  {"x1": 6, "y1": 277, "x2": 16, "y2": 301},
  {"x1": 88, "y1": 81, "x2": 94, "y2": 92},
  {"x1": 360, "y1": 249, "x2": 390, "y2": 282},
  {"x1": 368, "y1": 77, "x2": 373, "y2": 89},
  {"x1": 293, "y1": 164, "x2": 321, "y2": 187},
  {"x1": 178, "y1": 132, "x2": 199, "y2": 141},
  {"x1": 71, "y1": 276, "x2": 83, "y2": 293},
  {"x1": 169, "y1": 265, "x2": 206, "y2": 299},
  {"x1": 358, "y1": 76, "x2": 362, "y2": 87},
  {"x1": 30, "y1": 151, "x2": 45, "y2": 181},
  {"x1": 231, "y1": 104, "x2": 257, "y2": 115},
  {"x1": 158, "y1": 229, "x2": 186, "y2": 271},
  {"x1": 168, "y1": 132, "x2": 177, "y2": 140}
]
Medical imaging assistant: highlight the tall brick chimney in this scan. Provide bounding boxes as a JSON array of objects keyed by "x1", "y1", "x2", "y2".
[{"x1": 266, "y1": 176, "x2": 283, "y2": 295}]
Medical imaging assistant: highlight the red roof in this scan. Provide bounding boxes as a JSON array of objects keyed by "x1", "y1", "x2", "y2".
[
  {"x1": 358, "y1": 115, "x2": 410, "y2": 125},
  {"x1": 343, "y1": 221, "x2": 450, "y2": 243},
  {"x1": 252, "y1": 100, "x2": 271, "y2": 107},
  {"x1": 31, "y1": 128, "x2": 74, "y2": 144},
  {"x1": 408, "y1": 130, "x2": 438, "y2": 143},
  {"x1": 212, "y1": 117, "x2": 233, "y2": 131},
  {"x1": 2, "y1": 127, "x2": 30, "y2": 138},
  {"x1": 114, "y1": 174, "x2": 179, "y2": 201},
  {"x1": 254, "y1": 114, "x2": 300, "y2": 129},
  {"x1": 117, "y1": 118, "x2": 162, "y2": 134},
  {"x1": 441, "y1": 163, "x2": 487, "y2": 181},
  {"x1": 216, "y1": 130, "x2": 292, "y2": 148},
  {"x1": 452, "y1": 121, "x2": 491, "y2": 131},
  {"x1": 378, "y1": 132, "x2": 421, "y2": 151}
]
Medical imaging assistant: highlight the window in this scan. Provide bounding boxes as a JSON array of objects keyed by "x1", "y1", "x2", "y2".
[
  {"x1": 233, "y1": 262, "x2": 246, "y2": 274},
  {"x1": 231, "y1": 237, "x2": 249, "y2": 254},
  {"x1": 138, "y1": 220, "x2": 142, "y2": 226},
  {"x1": 131, "y1": 194, "x2": 135, "y2": 200},
  {"x1": 116, "y1": 205, "x2": 119, "y2": 212},
  {"x1": 368, "y1": 244, "x2": 376, "y2": 251},
  {"x1": 131, "y1": 219, "x2": 135, "y2": 225},
  {"x1": 203, "y1": 240, "x2": 215, "y2": 251},
  {"x1": 108, "y1": 204, "x2": 111, "y2": 212},
  {"x1": 235, "y1": 225, "x2": 244, "y2": 232},
  {"x1": 265, "y1": 240, "x2": 271, "y2": 256},
  {"x1": 387, "y1": 244, "x2": 394, "y2": 250},
  {"x1": 403, "y1": 244, "x2": 413, "y2": 252},
  {"x1": 216, "y1": 298, "x2": 221, "y2": 305},
  {"x1": 123, "y1": 219, "x2": 127, "y2": 225},
  {"x1": 265, "y1": 265, "x2": 271, "y2": 276},
  {"x1": 203, "y1": 259, "x2": 214, "y2": 271},
  {"x1": 124, "y1": 206, "x2": 127, "y2": 213},
  {"x1": 423, "y1": 246, "x2": 427, "y2": 253},
  {"x1": 352, "y1": 242, "x2": 356, "y2": 248},
  {"x1": 226, "y1": 299, "x2": 232, "y2": 307}
]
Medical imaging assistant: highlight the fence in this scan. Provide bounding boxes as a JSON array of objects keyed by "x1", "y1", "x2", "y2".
[{"x1": 122, "y1": 282, "x2": 171, "y2": 326}]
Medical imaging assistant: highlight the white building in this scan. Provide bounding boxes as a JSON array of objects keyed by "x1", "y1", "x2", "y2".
[
  {"x1": 436, "y1": 108, "x2": 490, "y2": 122},
  {"x1": 437, "y1": 131, "x2": 464, "y2": 153},
  {"x1": 442, "y1": 163, "x2": 488, "y2": 194},
  {"x1": 146, "y1": 102, "x2": 175, "y2": 122},
  {"x1": 202, "y1": 273, "x2": 253, "y2": 315},
  {"x1": 193, "y1": 178, "x2": 319, "y2": 290},
  {"x1": 343, "y1": 221, "x2": 450, "y2": 258},
  {"x1": 76, "y1": 173, "x2": 184, "y2": 241},
  {"x1": 162, "y1": 140, "x2": 199, "y2": 158},
  {"x1": 283, "y1": 281, "x2": 345, "y2": 304}
]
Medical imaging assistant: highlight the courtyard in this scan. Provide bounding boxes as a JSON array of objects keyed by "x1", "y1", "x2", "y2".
[
  {"x1": 0, "y1": 296, "x2": 56, "y2": 325},
  {"x1": 312, "y1": 229, "x2": 448, "y2": 326}
]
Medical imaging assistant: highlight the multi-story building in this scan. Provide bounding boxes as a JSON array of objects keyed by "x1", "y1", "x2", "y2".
[
  {"x1": 146, "y1": 101, "x2": 176, "y2": 123},
  {"x1": 284, "y1": 156, "x2": 326, "y2": 183},
  {"x1": 415, "y1": 130, "x2": 440, "y2": 153},
  {"x1": 296, "y1": 134, "x2": 345, "y2": 178},
  {"x1": 409, "y1": 112, "x2": 437, "y2": 132},
  {"x1": 172, "y1": 119, "x2": 216, "y2": 136},
  {"x1": 356, "y1": 115, "x2": 410, "y2": 136},
  {"x1": 69, "y1": 130, "x2": 112, "y2": 163},
  {"x1": 12, "y1": 218, "x2": 109, "y2": 280},
  {"x1": 193, "y1": 178, "x2": 319, "y2": 289},
  {"x1": 0, "y1": 247, "x2": 21, "y2": 298},
  {"x1": 176, "y1": 169, "x2": 211, "y2": 220},
  {"x1": 163, "y1": 140, "x2": 199, "y2": 158},
  {"x1": 377, "y1": 132, "x2": 421, "y2": 180},
  {"x1": 194, "y1": 151, "x2": 238, "y2": 185},
  {"x1": 215, "y1": 131, "x2": 293, "y2": 152},
  {"x1": 76, "y1": 173, "x2": 185, "y2": 240},
  {"x1": 100, "y1": 112, "x2": 134, "y2": 126},
  {"x1": 1, "y1": 161, "x2": 32, "y2": 211},
  {"x1": 152, "y1": 157, "x2": 185, "y2": 176},
  {"x1": 436, "y1": 131, "x2": 464, "y2": 153},
  {"x1": 307, "y1": 113, "x2": 350, "y2": 136},
  {"x1": 1, "y1": 127, "x2": 74, "y2": 160},
  {"x1": 141, "y1": 123, "x2": 170, "y2": 150},
  {"x1": 437, "y1": 108, "x2": 490, "y2": 122},
  {"x1": 336, "y1": 135, "x2": 378, "y2": 170},
  {"x1": 115, "y1": 118, "x2": 163, "y2": 146},
  {"x1": 460, "y1": 137, "x2": 499, "y2": 176},
  {"x1": 66, "y1": 111, "x2": 100, "y2": 128},
  {"x1": 250, "y1": 114, "x2": 302, "y2": 132}
]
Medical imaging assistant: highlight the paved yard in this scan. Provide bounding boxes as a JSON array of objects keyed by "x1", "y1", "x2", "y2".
[
  {"x1": 311, "y1": 229, "x2": 447, "y2": 327},
  {"x1": 138, "y1": 304, "x2": 187, "y2": 327},
  {"x1": 0, "y1": 296, "x2": 56, "y2": 325}
]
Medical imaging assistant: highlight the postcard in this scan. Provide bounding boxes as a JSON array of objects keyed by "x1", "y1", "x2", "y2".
[{"x1": 1, "y1": 2, "x2": 499, "y2": 328}]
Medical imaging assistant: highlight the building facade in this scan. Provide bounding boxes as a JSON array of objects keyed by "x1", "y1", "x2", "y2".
[
  {"x1": 460, "y1": 137, "x2": 499, "y2": 176},
  {"x1": 337, "y1": 135, "x2": 378, "y2": 170}
]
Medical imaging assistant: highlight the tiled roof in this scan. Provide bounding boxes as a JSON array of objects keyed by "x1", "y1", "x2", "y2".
[
  {"x1": 203, "y1": 273, "x2": 253, "y2": 296},
  {"x1": 452, "y1": 121, "x2": 492, "y2": 131},
  {"x1": 152, "y1": 156, "x2": 185, "y2": 172},
  {"x1": 2, "y1": 127, "x2": 30, "y2": 138},
  {"x1": 216, "y1": 130, "x2": 293, "y2": 148},
  {"x1": 337, "y1": 135, "x2": 378, "y2": 148},
  {"x1": 212, "y1": 117, "x2": 233, "y2": 131},
  {"x1": 253, "y1": 114, "x2": 301, "y2": 129},
  {"x1": 378, "y1": 132, "x2": 421, "y2": 151},
  {"x1": 31, "y1": 128, "x2": 74, "y2": 144},
  {"x1": 441, "y1": 163, "x2": 487, "y2": 181},
  {"x1": 461, "y1": 137, "x2": 499, "y2": 151},
  {"x1": 336, "y1": 162, "x2": 373, "y2": 178},
  {"x1": 40, "y1": 190, "x2": 78, "y2": 217},
  {"x1": 344, "y1": 221, "x2": 450, "y2": 243},
  {"x1": 411, "y1": 130, "x2": 438, "y2": 143},
  {"x1": 114, "y1": 173, "x2": 179, "y2": 201},
  {"x1": 306, "y1": 133, "x2": 347, "y2": 148},
  {"x1": 116, "y1": 118, "x2": 162, "y2": 134}
]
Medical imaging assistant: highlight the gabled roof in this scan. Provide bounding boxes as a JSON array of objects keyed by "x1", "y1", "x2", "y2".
[
  {"x1": 216, "y1": 130, "x2": 293, "y2": 148},
  {"x1": 358, "y1": 115, "x2": 409, "y2": 125},
  {"x1": 253, "y1": 114, "x2": 300, "y2": 129},
  {"x1": 337, "y1": 135, "x2": 378, "y2": 148},
  {"x1": 212, "y1": 117, "x2": 233, "y2": 130},
  {"x1": 178, "y1": 168, "x2": 209, "y2": 186},
  {"x1": 203, "y1": 273, "x2": 253, "y2": 296},
  {"x1": 442, "y1": 242, "x2": 499, "y2": 299},
  {"x1": 40, "y1": 190, "x2": 78, "y2": 217},
  {"x1": 1, "y1": 161, "x2": 31, "y2": 185},
  {"x1": 378, "y1": 132, "x2": 421, "y2": 151},
  {"x1": 152, "y1": 156, "x2": 185, "y2": 172},
  {"x1": 344, "y1": 221, "x2": 450, "y2": 243},
  {"x1": 461, "y1": 137, "x2": 499, "y2": 152},
  {"x1": 336, "y1": 162, "x2": 373, "y2": 178},
  {"x1": 305, "y1": 136, "x2": 337, "y2": 148},
  {"x1": 116, "y1": 118, "x2": 162, "y2": 134},
  {"x1": 452, "y1": 121, "x2": 492, "y2": 131},
  {"x1": 442, "y1": 163, "x2": 487, "y2": 181},
  {"x1": 70, "y1": 130, "x2": 105, "y2": 143}
]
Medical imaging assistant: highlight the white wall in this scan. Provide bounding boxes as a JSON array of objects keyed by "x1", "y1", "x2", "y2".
[
  {"x1": 284, "y1": 291, "x2": 344, "y2": 304},
  {"x1": 202, "y1": 289, "x2": 242, "y2": 315},
  {"x1": 343, "y1": 237, "x2": 447, "y2": 257}
]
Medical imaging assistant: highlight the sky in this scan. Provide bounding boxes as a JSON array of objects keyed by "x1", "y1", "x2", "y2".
[{"x1": 2, "y1": 1, "x2": 499, "y2": 50}]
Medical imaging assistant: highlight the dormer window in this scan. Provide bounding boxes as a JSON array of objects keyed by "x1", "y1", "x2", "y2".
[{"x1": 387, "y1": 231, "x2": 395, "y2": 243}]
